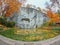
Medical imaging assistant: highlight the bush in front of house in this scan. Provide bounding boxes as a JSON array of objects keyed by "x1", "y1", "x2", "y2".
[
  {"x1": 5, "y1": 21, "x2": 15, "y2": 27},
  {"x1": 0, "y1": 17, "x2": 15, "y2": 27},
  {"x1": 49, "y1": 22, "x2": 56, "y2": 26},
  {"x1": 0, "y1": 17, "x2": 6, "y2": 25}
]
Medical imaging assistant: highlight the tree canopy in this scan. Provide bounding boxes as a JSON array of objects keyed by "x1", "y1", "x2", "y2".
[
  {"x1": 0, "y1": 0, "x2": 22, "y2": 17},
  {"x1": 46, "y1": 10, "x2": 60, "y2": 23}
]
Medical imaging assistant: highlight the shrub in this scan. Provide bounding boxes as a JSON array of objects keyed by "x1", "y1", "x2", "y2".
[
  {"x1": 49, "y1": 22, "x2": 56, "y2": 26},
  {"x1": 0, "y1": 17, "x2": 15, "y2": 27},
  {"x1": 0, "y1": 27, "x2": 3, "y2": 31},
  {"x1": 5, "y1": 21, "x2": 15, "y2": 27},
  {"x1": 0, "y1": 17, "x2": 6, "y2": 25}
]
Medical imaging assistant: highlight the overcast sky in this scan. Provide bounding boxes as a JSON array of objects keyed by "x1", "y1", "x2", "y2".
[{"x1": 25, "y1": 0, "x2": 50, "y2": 9}]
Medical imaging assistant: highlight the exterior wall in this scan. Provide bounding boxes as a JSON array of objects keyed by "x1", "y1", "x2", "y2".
[
  {"x1": 36, "y1": 11, "x2": 44, "y2": 27},
  {"x1": 15, "y1": 7, "x2": 48, "y2": 29},
  {"x1": 7, "y1": 7, "x2": 48, "y2": 29},
  {"x1": 16, "y1": 7, "x2": 37, "y2": 28}
]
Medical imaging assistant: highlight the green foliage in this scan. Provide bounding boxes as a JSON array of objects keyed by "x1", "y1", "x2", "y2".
[
  {"x1": 0, "y1": 27, "x2": 3, "y2": 31},
  {"x1": 57, "y1": 10, "x2": 60, "y2": 17},
  {"x1": 5, "y1": 21, "x2": 15, "y2": 27},
  {"x1": 51, "y1": 27, "x2": 60, "y2": 30},
  {"x1": 0, "y1": 17, "x2": 6, "y2": 25},
  {"x1": 41, "y1": 22, "x2": 48, "y2": 27},
  {"x1": 0, "y1": 17, "x2": 15, "y2": 27},
  {"x1": 0, "y1": 27, "x2": 60, "y2": 41},
  {"x1": 49, "y1": 22, "x2": 56, "y2": 26},
  {"x1": 42, "y1": 22, "x2": 56, "y2": 27}
]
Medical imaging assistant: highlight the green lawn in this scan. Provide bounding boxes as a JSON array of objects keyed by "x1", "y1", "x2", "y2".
[{"x1": 0, "y1": 26, "x2": 60, "y2": 41}]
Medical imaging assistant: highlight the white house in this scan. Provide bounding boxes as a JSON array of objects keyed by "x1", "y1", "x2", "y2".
[{"x1": 8, "y1": 7, "x2": 48, "y2": 29}]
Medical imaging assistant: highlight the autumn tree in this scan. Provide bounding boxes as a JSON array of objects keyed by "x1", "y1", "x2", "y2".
[
  {"x1": 45, "y1": 0, "x2": 60, "y2": 25},
  {"x1": 2, "y1": 0, "x2": 22, "y2": 17},
  {"x1": 0, "y1": 0, "x2": 26, "y2": 17},
  {"x1": 46, "y1": 10, "x2": 60, "y2": 24}
]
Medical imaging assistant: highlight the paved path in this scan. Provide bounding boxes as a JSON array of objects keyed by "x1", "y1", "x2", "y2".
[
  {"x1": 0, "y1": 40, "x2": 9, "y2": 45},
  {"x1": 0, "y1": 35, "x2": 60, "y2": 45}
]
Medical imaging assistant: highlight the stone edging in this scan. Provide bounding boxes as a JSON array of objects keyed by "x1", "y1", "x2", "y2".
[{"x1": 0, "y1": 35, "x2": 60, "y2": 45}]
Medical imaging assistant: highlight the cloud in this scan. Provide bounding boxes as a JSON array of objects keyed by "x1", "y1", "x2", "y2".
[{"x1": 26, "y1": 0, "x2": 50, "y2": 9}]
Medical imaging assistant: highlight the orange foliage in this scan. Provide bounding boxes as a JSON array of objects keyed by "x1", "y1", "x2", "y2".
[
  {"x1": 46, "y1": 10, "x2": 60, "y2": 23},
  {"x1": 4, "y1": 0, "x2": 22, "y2": 17}
]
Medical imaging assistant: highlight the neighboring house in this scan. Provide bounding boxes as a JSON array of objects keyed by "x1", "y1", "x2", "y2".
[
  {"x1": 50, "y1": 0, "x2": 60, "y2": 13},
  {"x1": 51, "y1": 2, "x2": 59, "y2": 13}
]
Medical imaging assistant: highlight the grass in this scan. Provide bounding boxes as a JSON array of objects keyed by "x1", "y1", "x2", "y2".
[
  {"x1": 0, "y1": 26, "x2": 60, "y2": 41},
  {"x1": 0, "y1": 20, "x2": 60, "y2": 41}
]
